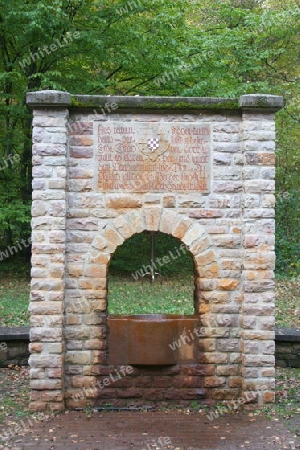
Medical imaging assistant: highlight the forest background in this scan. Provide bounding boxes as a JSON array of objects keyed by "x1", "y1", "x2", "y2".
[{"x1": 0, "y1": 0, "x2": 299, "y2": 278}]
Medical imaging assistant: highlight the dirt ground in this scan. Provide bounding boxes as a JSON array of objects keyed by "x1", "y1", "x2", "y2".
[{"x1": 0, "y1": 367, "x2": 299, "y2": 450}]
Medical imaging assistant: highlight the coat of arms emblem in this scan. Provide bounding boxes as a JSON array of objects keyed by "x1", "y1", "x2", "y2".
[
  {"x1": 147, "y1": 137, "x2": 160, "y2": 152},
  {"x1": 137, "y1": 127, "x2": 169, "y2": 162}
]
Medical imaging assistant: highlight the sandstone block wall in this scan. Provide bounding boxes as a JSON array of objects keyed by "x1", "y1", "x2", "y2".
[{"x1": 27, "y1": 91, "x2": 282, "y2": 411}]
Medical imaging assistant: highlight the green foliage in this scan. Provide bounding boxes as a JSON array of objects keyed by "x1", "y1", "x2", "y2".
[
  {"x1": 275, "y1": 97, "x2": 300, "y2": 276},
  {"x1": 275, "y1": 189, "x2": 300, "y2": 275},
  {"x1": 0, "y1": 0, "x2": 299, "y2": 273},
  {"x1": 0, "y1": 0, "x2": 192, "y2": 248},
  {"x1": 109, "y1": 231, "x2": 194, "y2": 277}
]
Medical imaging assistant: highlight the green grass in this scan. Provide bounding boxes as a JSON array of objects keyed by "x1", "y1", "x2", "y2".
[
  {"x1": 0, "y1": 396, "x2": 29, "y2": 423},
  {"x1": 108, "y1": 275, "x2": 195, "y2": 315},
  {"x1": 0, "y1": 273, "x2": 299, "y2": 327},
  {"x1": 109, "y1": 275, "x2": 300, "y2": 326},
  {"x1": 275, "y1": 367, "x2": 300, "y2": 418},
  {"x1": 259, "y1": 367, "x2": 300, "y2": 420},
  {"x1": 0, "y1": 380, "x2": 30, "y2": 427},
  {"x1": 0, "y1": 277, "x2": 30, "y2": 327},
  {"x1": 275, "y1": 276, "x2": 300, "y2": 328}
]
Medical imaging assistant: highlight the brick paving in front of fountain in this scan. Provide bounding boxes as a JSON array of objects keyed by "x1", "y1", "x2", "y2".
[{"x1": 3, "y1": 409, "x2": 299, "y2": 450}]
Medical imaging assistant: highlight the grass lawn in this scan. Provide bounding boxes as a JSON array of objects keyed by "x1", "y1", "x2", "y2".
[
  {"x1": 250, "y1": 367, "x2": 300, "y2": 437},
  {"x1": 0, "y1": 276, "x2": 30, "y2": 327},
  {"x1": 0, "y1": 273, "x2": 299, "y2": 328},
  {"x1": 275, "y1": 277, "x2": 300, "y2": 328},
  {"x1": 260, "y1": 367, "x2": 300, "y2": 421},
  {"x1": 108, "y1": 275, "x2": 195, "y2": 315}
]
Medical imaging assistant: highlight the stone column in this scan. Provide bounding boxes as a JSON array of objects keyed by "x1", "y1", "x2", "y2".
[
  {"x1": 26, "y1": 90, "x2": 71, "y2": 411},
  {"x1": 240, "y1": 94, "x2": 283, "y2": 405}
]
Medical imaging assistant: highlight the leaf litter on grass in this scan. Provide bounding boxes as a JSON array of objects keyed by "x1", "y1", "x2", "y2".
[
  {"x1": 0, "y1": 276, "x2": 30, "y2": 327},
  {"x1": 275, "y1": 277, "x2": 300, "y2": 328},
  {"x1": 0, "y1": 366, "x2": 56, "y2": 445}
]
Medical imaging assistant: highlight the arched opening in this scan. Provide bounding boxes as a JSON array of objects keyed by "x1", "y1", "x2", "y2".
[{"x1": 107, "y1": 231, "x2": 196, "y2": 316}]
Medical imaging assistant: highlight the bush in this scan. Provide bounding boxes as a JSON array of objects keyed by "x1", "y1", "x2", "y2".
[{"x1": 275, "y1": 189, "x2": 300, "y2": 276}]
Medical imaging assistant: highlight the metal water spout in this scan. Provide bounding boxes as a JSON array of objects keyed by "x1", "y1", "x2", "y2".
[{"x1": 142, "y1": 231, "x2": 162, "y2": 284}]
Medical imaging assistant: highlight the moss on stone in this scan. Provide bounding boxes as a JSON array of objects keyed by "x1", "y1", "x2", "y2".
[{"x1": 70, "y1": 95, "x2": 239, "y2": 111}]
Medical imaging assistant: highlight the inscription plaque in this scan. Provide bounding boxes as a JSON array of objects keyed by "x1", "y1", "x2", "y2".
[{"x1": 97, "y1": 122, "x2": 211, "y2": 193}]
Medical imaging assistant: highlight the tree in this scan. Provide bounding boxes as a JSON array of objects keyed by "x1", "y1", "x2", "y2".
[
  {"x1": 0, "y1": 0, "x2": 190, "y2": 248},
  {"x1": 0, "y1": 0, "x2": 299, "y2": 273}
]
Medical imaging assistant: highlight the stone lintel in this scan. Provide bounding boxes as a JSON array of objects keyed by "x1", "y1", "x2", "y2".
[
  {"x1": 26, "y1": 91, "x2": 283, "y2": 113},
  {"x1": 70, "y1": 95, "x2": 239, "y2": 111}
]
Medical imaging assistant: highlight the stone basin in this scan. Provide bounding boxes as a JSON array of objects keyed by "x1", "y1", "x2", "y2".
[{"x1": 108, "y1": 314, "x2": 198, "y2": 365}]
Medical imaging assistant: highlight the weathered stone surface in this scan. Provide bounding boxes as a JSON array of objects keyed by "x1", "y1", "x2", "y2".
[
  {"x1": 30, "y1": 380, "x2": 62, "y2": 390},
  {"x1": 211, "y1": 388, "x2": 240, "y2": 400},
  {"x1": 70, "y1": 136, "x2": 93, "y2": 146},
  {"x1": 163, "y1": 195, "x2": 176, "y2": 208},
  {"x1": 217, "y1": 339, "x2": 240, "y2": 352},
  {"x1": 68, "y1": 121, "x2": 93, "y2": 135},
  {"x1": 65, "y1": 351, "x2": 91, "y2": 365},
  {"x1": 103, "y1": 227, "x2": 123, "y2": 249},
  {"x1": 113, "y1": 215, "x2": 134, "y2": 238},
  {"x1": 143, "y1": 207, "x2": 162, "y2": 231},
  {"x1": 204, "y1": 376, "x2": 226, "y2": 387},
  {"x1": 245, "y1": 152, "x2": 275, "y2": 166},
  {"x1": 97, "y1": 122, "x2": 210, "y2": 193},
  {"x1": 106, "y1": 194, "x2": 143, "y2": 209},
  {"x1": 29, "y1": 343, "x2": 43, "y2": 354},
  {"x1": 84, "y1": 265, "x2": 107, "y2": 278},
  {"x1": 213, "y1": 152, "x2": 232, "y2": 165},
  {"x1": 218, "y1": 279, "x2": 239, "y2": 290},
  {"x1": 172, "y1": 218, "x2": 193, "y2": 239},
  {"x1": 29, "y1": 302, "x2": 63, "y2": 315},
  {"x1": 29, "y1": 354, "x2": 63, "y2": 368},
  {"x1": 189, "y1": 209, "x2": 224, "y2": 219},
  {"x1": 239, "y1": 94, "x2": 283, "y2": 109},
  {"x1": 159, "y1": 210, "x2": 178, "y2": 235},
  {"x1": 243, "y1": 355, "x2": 275, "y2": 367},
  {"x1": 217, "y1": 365, "x2": 240, "y2": 376},
  {"x1": 200, "y1": 353, "x2": 228, "y2": 364},
  {"x1": 27, "y1": 90, "x2": 71, "y2": 106},
  {"x1": 178, "y1": 194, "x2": 206, "y2": 208},
  {"x1": 30, "y1": 328, "x2": 63, "y2": 342},
  {"x1": 70, "y1": 146, "x2": 94, "y2": 158}
]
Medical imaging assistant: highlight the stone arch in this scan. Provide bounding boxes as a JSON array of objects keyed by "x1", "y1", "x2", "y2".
[{"x1": 85, "y1": 208, "x2": 222, "y2": 318}]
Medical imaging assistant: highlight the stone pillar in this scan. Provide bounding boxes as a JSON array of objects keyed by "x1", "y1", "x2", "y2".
[
  {"x1": 240, "y1": 94, "x2": 283, "y2": 405},
  {"x1": 27, "y1": 90, "x2": 71, "y2": 411}
]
